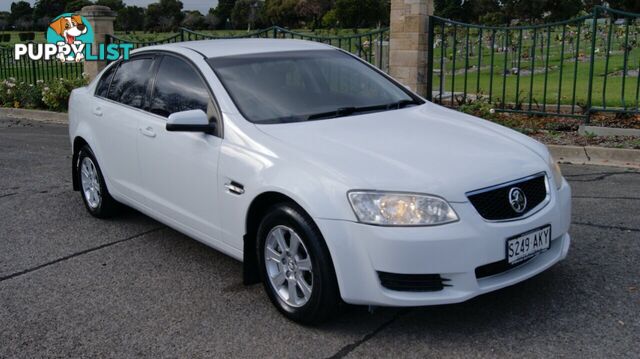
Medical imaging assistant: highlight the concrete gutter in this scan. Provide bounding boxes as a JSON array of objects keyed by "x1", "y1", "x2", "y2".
[
  {"x1": 0, "y1": 108, "x2": 67, "y2": 124},
  {"x1": 578, "y1": 125, "x2": 640, "y2": 137},
  {"x1": 2, "y1": 108, "x2": 638, "y2": 169},
  {"x1": 549, "y1": 145, "x2": 640, "y2": 169}
]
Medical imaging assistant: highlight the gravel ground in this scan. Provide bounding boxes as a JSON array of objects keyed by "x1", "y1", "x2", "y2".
[{"x1": 1, "y1": 118, "x2": 638, "y2": 358}]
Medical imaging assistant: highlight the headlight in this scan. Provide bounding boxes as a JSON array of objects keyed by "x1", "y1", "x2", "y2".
[
  {"x1": 347, "y1": 191, "x2": 459, "y2": 226},
  {"x1": 548, "y1": 155, "x2": 563, "y2": 189}
]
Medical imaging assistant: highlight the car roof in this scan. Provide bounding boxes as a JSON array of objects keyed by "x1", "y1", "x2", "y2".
[{"x1": 133, "y1": 38, "x2": 335, "y2": 58}]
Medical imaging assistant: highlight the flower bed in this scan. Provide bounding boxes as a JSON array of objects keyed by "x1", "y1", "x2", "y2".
[{"x1": 0, "y1": 76, "x2": 88, "y2": 112}]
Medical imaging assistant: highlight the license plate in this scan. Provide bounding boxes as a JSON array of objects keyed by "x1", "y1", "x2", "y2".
[{"x1": 506, "y1": 225, "x2": 551, "y2": 264}]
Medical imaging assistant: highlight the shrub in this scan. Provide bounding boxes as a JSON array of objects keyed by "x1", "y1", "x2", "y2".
[
  {"x1": 457, "y1": 97, "x2": 498, "y2": 120},
  {"x1": 42, "y1": 76, "x2": 89, "y2": 111},
  {"x1": 0, "y1": 78, "x2": 47, "y2": 109},
  {"x1": 0, "y1": 75, "x2": 88, "y2": 112},
  {"x1": 18, "y1": 32, "x2": 35, "y2": 41}
]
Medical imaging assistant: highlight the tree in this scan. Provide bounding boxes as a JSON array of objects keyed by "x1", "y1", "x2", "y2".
[
  {"x1": 471, "y1": 0, "x2": 503, "y2": 24},
  {"x1": 295, "y1": 0, "x2": 330, "y2": 30},
  {"x1": 543, "y1": 0, "x2": 582, "y2": 22},
  {"x1": 264, "y1": 0, "x2": 301, "y2": 27},
  {"x1": 0, "y1": 11, "x2": 11, "y2": 31},
  {"x1": 182, "y1": 10, "x2": 206, "y2": 29},
  {"x1": 584, "y1": 1, "x2": 640, "y2": 13},
  {"x1": 145, "y1": 0, "x2": 185, "y2": 32},
  {"x1": 33, "y1": 0, "x2": 66, "y2": 20},
  {"x1": 204, "y1": 12, "x2": 221, "y2": 29},
  {"x1": 211, "y1": 0, "x2": 237, "y2": 28},
  {"x1": 434, "y1": 0, "x2": 476, "y2": 23},
  {"x1": 321, "y1": 8, "x2": 337, "y2": 28},
  {"x1": 117, "y1": 5, "x2": 144, "y2": 32},
  {"x1": 9, "y1": 1, "x2": 33, "y2": 27},
  {"x1": 230, "y1": 0, "x2": 265, "y2": 30},
  {"x1": 65, "y1": 0, "x2": 93, "y2": 12},
  {"x1": 501, "y1": 0, "x2": 548, "y2": 23},
  {"x1": 95, "y1": 0, "x2": 125, "y2": 12},
  {"x1": 609, "y1": 0, "x2": 640, "y2": 13},
  {"x1": 334, "y1": 0, "x2": 386, "y2": 29}
]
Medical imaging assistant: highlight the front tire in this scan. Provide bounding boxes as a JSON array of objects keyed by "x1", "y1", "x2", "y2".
[
  {"x1": 76, "y1": 145, "x2": 118, "y2": 218},
  {"x1": 257, "y1": 203, "x2": 340, "y2": 324}
]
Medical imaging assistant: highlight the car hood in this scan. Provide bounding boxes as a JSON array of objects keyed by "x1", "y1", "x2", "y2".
[{"x1": 255, "y1": 103, "x2": 549, "y2": 202}]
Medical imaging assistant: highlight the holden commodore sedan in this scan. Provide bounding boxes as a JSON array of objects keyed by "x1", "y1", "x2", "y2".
[{"x1": 68, "y1": 39, "x2": 571, "y2": 324}]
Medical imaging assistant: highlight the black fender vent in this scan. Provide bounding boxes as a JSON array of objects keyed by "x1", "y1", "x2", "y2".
[{"x1": 377, "y1": 272, "x2": 450, "y2": 292}]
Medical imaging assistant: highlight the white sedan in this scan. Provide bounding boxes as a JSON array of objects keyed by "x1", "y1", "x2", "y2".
[{"x1": 69, "y1": 39, "x2": 571, "y2": 324}]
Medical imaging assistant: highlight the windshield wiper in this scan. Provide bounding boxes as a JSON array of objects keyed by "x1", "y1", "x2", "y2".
[
  {"x1": 306, "y1": 107, "x2": 358, "y2": 120},
  {"x1": 385, "y1": 99, "x2": 420, "y2": 109},
  {"x1": 305, "y1": 99, "x2": 421, "y2": 121}
]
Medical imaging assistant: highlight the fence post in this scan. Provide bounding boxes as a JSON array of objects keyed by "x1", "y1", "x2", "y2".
[
  {"x1": 30, "y1": 56, "x2": 37, "y2": 85},
  {"x1": 81, "y1": 5, "x2": 116, "y2": 81},
  {"x1": 389, "y1": 0, "x2": 433, "y2": 96},
  {"x1": 585, "y1": 6, "x2": 599, "y2": 124},
  {"x1": 425, "y1": 18, "x2": 435, "y2": 100}
]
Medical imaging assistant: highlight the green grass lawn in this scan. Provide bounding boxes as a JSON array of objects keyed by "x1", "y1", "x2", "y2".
[
  {"x1": 432, "y1": 52, "x2": 640, "y2": 108},
  {"x1": 431, "y1": 24, "x2": 640, "y2": 109}
]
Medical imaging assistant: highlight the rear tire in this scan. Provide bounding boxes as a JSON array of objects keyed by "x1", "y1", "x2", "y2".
[
  {"x1": 257, "y1": 203, "x2": 340, "y2": 324},
  {"x1": 76, "y1": 145, "x2": 119, "y2": 218}
]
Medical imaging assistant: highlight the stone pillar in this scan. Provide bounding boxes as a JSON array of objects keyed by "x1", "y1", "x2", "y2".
[
  {"x1": 389, "y1": 0, "x2": 433, "y2": 96},
  {"x1": 81, "y1": 5, "x2": 116, "y2": 80}
]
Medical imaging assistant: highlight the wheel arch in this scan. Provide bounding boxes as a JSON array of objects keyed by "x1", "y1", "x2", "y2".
[
  {"x1": 242, "y1": 191, "x2": 334, "y2": 286},
  {"x1": 71, "y1": 136, "x2": 89, "y2": 191}
]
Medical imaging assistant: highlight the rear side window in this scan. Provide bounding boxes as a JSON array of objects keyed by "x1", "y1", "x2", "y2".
[
  {"x1": 108, "y1": 58, "x2": 154, "y2": 109},
  {"x1": 95, "y1": 64, "x2": 117, "y2": 98},
  {"x1": 149, "y1": 56, "x2": 211, "y2": 118}
]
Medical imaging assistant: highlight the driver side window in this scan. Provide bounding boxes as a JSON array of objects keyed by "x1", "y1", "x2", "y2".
[
  {"x1": 107, "y1": 57, "x2": 154, "y2": 109},
  {"x1": 150, "y1": 56, "x2": 213, "y2": 119}
]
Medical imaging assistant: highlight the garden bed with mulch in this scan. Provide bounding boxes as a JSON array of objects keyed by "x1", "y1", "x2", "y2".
[
  {"x1": 459, "y1": 104, "x2": 640, "y2": 149},
  {"x1": 495, "y1": 114, "x2": 640, "y2": 149},
  {"x1": 532, "y1": 131, "x2": 640, "y2": 149}
]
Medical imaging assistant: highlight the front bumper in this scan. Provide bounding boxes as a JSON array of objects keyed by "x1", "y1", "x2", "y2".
[{"x1": 316, "y1": 179, "x2": 572, "y2": 306}]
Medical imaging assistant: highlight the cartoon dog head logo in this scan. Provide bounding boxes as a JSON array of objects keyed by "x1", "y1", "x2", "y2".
[
  {"x1": 50, "y1": 15, "x2": 87, "y2": 44},
  {"x1": 46, "y1": 13, "x2": 93, "y2": 63}
]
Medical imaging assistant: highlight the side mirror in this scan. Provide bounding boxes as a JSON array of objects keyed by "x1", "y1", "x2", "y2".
[{"x1": 166, "y1": 110, "x2": 216, "y2": 135}]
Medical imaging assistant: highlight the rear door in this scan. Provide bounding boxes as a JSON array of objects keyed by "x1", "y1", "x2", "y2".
[
  {"x1": 92, "y1": 55, "x2": 156, "y2": 200},
  {"x1": 136, "y1": 53, "x2": 223, "y2": 243}
]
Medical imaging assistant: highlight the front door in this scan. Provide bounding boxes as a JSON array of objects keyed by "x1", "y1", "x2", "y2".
[{"x1": 137, "y1": 54, "x2": 223, "y2": 243}]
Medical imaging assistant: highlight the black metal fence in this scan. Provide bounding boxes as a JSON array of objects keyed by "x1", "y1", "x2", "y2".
[
  {"x1": 426, "y1": 6, "x2": 640, "y2": 121},
  {"x1": 0, "y1": 26, "x2": 389, "y2": 85},
  {"x1": 106, "y1": 26, "x2": 390, "y2": 70},
  {"x1": 0, "y1": 42, "x2": 84, "y2": 83}
]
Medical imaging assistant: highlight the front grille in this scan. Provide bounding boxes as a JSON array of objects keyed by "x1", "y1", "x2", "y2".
[
  {"x1": 475, "y1": 258, "x2": 532, "y2": 279},
  {"x1": 467, "y1": 173, "x2": 548, "y2": 221},
  {"x1": 378, "y1": 272, "x2": 450, "y2": 292}
]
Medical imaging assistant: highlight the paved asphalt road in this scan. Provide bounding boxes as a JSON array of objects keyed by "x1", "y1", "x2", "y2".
[{"x1": 0, "y1": 117, "x2": 638, "y2": 358}]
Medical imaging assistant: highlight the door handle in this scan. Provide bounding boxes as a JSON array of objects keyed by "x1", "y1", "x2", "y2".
[
  {"x1": 92, "y1": 107, "x2": 103, "y2": 117},
  {"x1": 140, "y1": 126, "x2": 156, "y2": 138}
]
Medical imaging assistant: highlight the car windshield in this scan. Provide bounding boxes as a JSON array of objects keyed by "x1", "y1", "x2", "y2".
[{"x1": 207, "y1": 50, "x2": 422, "y2": 124}]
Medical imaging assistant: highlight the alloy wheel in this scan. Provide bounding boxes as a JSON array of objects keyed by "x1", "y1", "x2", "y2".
[
  {"x1": 80, "y1": 157, "x2": 101, "y2": 209},
  {"x1": 264, "y1": 225, "x2": 313, "y2": 307}
]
